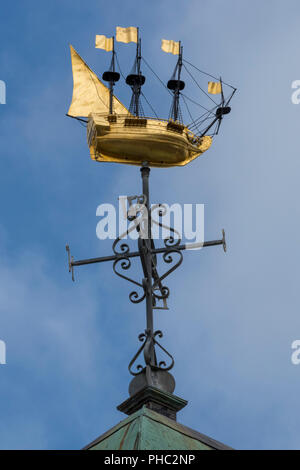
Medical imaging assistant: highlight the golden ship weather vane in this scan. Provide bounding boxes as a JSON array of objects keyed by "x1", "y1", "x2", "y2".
[{"x1": 66, "y1": 26, "x2": 236, "y2": 418}]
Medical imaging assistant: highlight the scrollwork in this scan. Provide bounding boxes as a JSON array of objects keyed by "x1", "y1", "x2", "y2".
[
  {"x1": 152, "y1": 249, "x2": 183, "y2": 295},
  {"x1": 128, "y1": 329, "x2": 175, "y2": 376},
  {"x1": 150, "y1": 204, "x2": 182, "y2": 249},
  {"x1": 113, "y1": 257, "x2": 146, "y2": 304}
]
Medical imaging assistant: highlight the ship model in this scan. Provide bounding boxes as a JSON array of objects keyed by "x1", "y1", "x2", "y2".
[{"x1": 67, "y1": 26, "x2": 236, "y2": 167}]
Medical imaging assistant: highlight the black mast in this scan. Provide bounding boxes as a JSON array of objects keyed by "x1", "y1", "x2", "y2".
[
  {"x1": 126, "y1": 28, "x2": 146, "y2": 117},
  {"x1": 168, "y1": 42, "x2": 185, "y2": 122},
  {"x1": 102, "y1": 36, "x2": 120, "y2": 115}
]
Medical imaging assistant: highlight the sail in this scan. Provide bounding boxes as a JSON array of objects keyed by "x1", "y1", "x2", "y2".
[{"x1": 68, "y1": 45, "x2": 128, "y2": 117}]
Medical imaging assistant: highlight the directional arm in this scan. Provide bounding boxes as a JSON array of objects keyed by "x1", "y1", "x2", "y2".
[{"x1": 66, "y1": 230, "x2": 226, "y2": 279}]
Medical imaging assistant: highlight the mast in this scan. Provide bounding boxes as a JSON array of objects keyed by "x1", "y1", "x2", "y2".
[
  {"x1": 109, "y1": 37, "x2": 115, "y2": 114},
  {"x1": 126, "y1": 28, "x2": 146, "y2": 117},
  {"x1": 168, "y1": 42, "x2": 185, "y2": 122},
  {"x1": 135, "y1": 34, "x2": 142, "y2": 116},
  {"x1": 102, "y1": 36, "x2": 120, "y2": 115}
]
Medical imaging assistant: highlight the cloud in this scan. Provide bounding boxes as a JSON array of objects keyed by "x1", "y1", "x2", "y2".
[{"x1": 0, "y1": 230, "x2": 126, "y2": 449}]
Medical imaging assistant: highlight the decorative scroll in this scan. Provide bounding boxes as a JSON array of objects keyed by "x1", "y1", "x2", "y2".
[
  {"x1": 112, "y1": 195, "x2": 148, "y2": 304},
  {"x1": 128, "y1": 329, "x2": 174, "y2": 376},
  {"x1": 150, "y1": 204, "x2": 183, "y2": 307},
  {"x1": 113, "y1": 256, "x2": 146, "y2": 304},
  {"x1": 151, "y1": 203, "x2": 182, "y2": 249}
]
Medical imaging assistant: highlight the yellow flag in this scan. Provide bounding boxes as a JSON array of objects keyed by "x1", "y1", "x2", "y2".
[
  {"x1": 116, "y1": 26, "x2": 138, "y2": 44},
  {"x1": 95, "y1": 35, "x2": 113, "y2": 51},
  {"x1": 161, "y1": 39, "x2": 180, "y2": 55},
  {"x1": 208, "y1": 81, "x2": 222, "y2": 94}
]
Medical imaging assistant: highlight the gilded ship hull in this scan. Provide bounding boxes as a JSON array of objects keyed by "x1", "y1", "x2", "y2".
[{"x1": 87, "y1": 114, "x2": 212, "y2": 168}]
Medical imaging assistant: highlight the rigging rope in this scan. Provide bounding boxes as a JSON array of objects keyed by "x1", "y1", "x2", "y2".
[
  {"x1": 141, "y1": 92, "x2": 159, "y2": 118},
  {"x1": 182, "y1": 63, "x2": 218, "y2": 106},
  {"x1": 115, "y1": 52, "x2": 126, "y2": 80},
  {"x1": 111, "y1": 53, "x2": 234, "y2": 137},
  {"x1": 181, "y1": 94, "x2": 200, "y2": 135},
  {"x1": 181, "y1": 93, "x2": 211, "y2": 112},
  {"x1": 183, "y1": 59, "x2": 236, "y2": 90},
  {"x1": 141, "y1": 57, "x2": 173, "y2": 96}
]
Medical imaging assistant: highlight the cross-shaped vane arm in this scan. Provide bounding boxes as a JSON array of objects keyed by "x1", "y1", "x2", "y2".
[
  {"x1": 65, "y1": 229, "x2": 227, "y2": 280},
  {"x1": 65, "y1": 163, "x2": 227, "y2": 381}
]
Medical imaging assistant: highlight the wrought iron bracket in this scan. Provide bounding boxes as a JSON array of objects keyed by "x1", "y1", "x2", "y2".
[{"x1": 128, "y1": 329, "x2": 174, "y2": 376}]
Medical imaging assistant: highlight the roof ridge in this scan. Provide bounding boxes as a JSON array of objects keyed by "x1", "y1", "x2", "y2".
[
  {"x1": 82, "y1": 405, "x2": 233, "y2": 450},
  {"x1": 142, "y1": 407, "x2": 233, "y2": 450}
]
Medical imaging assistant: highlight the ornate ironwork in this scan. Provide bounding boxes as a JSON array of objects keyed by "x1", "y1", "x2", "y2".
[
  {"x1": 128, "y1": 329, "x2": 174, "y2": 376},
  {"x1": 113, "y1": 256, "x2": 146, "y2": 304},
  {"x1": 66, "y1": 161, "x2": 227, "y2": 378}
]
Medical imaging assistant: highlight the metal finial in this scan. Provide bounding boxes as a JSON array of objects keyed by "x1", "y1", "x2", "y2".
[{"x1": 66, "y1": 244, "x2": 75, "y2": 282}]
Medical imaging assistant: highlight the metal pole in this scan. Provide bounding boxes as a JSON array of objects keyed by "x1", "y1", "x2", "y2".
[
  {"x1": 136, "y1": 37, "x2": 142, "y2": 117},
  {"x1": 140, "y1": 163, "x2": 153, "y2": 333},
  {"x1": 109, "y1": 82, "x2": 113, "y2": 115},
  {"x1": 172, "y1": 43, "x2": 182, "y2": 122},
  {"x1": 140, "y1": 162, "x2": 157, "y2": 368},
  {"x1": 109, "y1": 38, "x2": 115, "y2": 115}
]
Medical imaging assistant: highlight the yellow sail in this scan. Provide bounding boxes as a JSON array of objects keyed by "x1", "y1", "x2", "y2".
[{"x1": 67, "y1": 45, "x2": 128, "y2": 117}]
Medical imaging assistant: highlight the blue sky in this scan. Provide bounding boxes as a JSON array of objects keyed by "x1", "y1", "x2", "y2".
[{"x1": 0, "y1": 0, "x2": 300, "y2": 450}]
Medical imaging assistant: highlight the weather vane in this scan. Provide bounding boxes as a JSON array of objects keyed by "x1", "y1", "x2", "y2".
[{"x1": 66, "y1": 26, "x2": 235, "y2": 417}]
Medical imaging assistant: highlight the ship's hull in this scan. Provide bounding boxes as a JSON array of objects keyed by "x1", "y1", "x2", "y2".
[{"x1": 87, "y1": 114, "x2": 212, "y2": 168}]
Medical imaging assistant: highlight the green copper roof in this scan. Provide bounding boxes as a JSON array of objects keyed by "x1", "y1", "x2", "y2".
[{"x1": 84, "y1": 406, "x2": 231, "y2": 450}]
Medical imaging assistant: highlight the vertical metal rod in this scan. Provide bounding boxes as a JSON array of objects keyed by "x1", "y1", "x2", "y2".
[
  {"x1": 135, "y1": 35, "x2": 142, "y2": 117},
  {"x1": 109, "y1": 82, "x2": 113, "y2": 115},
  {"x1": 140, "y1": 163, "x2": 153, "y2": 334},
  {"x1": 109, "y1": 37, "x2": 115, "y2": 115},
  {"x1": 140, "y1": 162, "x2": 156, "y2": 368},
  {"x1": 174, "y1": 42, "x2": 182, "y2": 122},
  {"x1": 172, "y1": 43, "x2": 183, "y2": 122}
]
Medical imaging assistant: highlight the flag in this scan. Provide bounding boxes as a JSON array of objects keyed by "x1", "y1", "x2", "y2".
[
  {"x1": 161, "y1": 39, "x2": 180, "y2": 55},
  {"x1": 116, "y1": 26, "x2": 138, "y2": 44},
  {"x1": 95, "y1": 35, "x2": 113, "y2": 51},
  {"x1": 208, "y1": 81, "x2": 222, "y2": 94}
]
